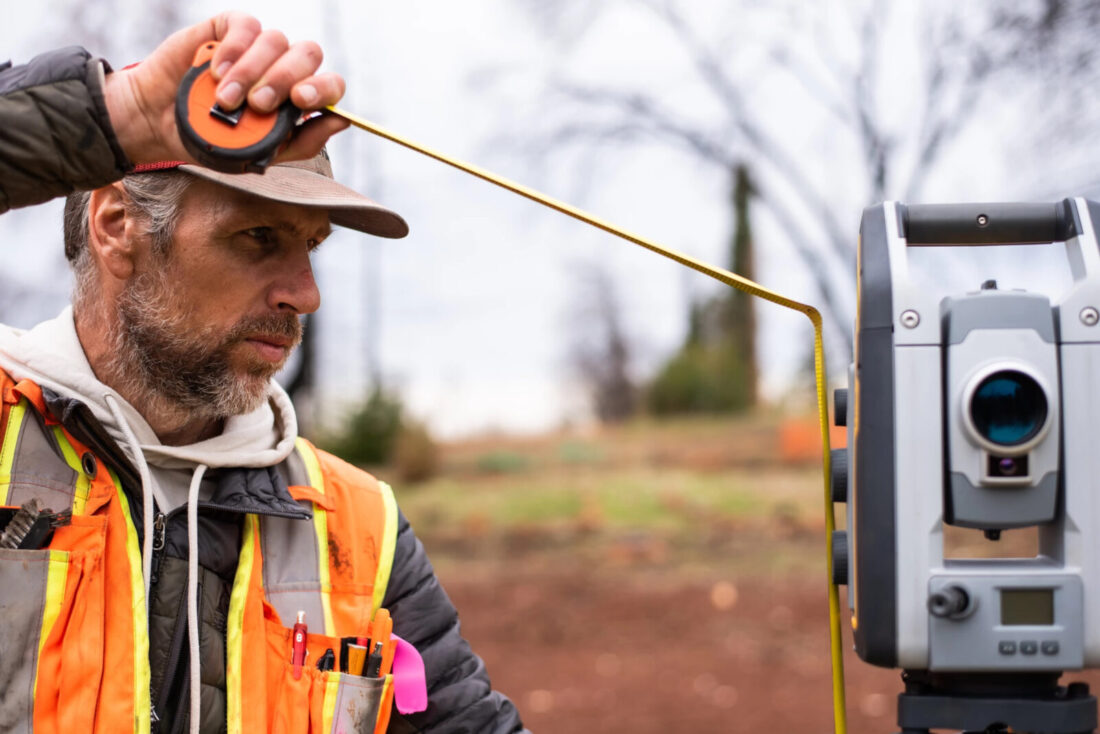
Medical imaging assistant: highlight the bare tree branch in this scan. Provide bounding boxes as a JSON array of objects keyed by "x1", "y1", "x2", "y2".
[
  {"x1": 508, "y1": 0, "x2": 1100, "y2": 381},
  {"x1": 768, "y1": 47, "x2": 852, "y2": 128},
  {"x1": 903, "y1": 7, "x2": 993, "y2": 201},
  {"x1": 567, "y1": 261, "x2": 639, "y2": 422},
  {"x1": 753, "y1": 184, "x2": 853, "y2": 352},
  {"x1": 651, "y1": 2, "x2": 856, "y2": 270},
  {"x1": 852, "y1": 0, "x2": 889, "y2": 201},
  {"x1": 550, "y1": 83, "x2": 737, "y2": 165}
]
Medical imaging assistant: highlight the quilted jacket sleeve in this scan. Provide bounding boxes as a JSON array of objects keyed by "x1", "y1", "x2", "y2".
[
  {"x1": 382, "y1": 510, "x2": 529, "y2": 734},
  {"x1": 0, "y1": 46, "x2": 131, "y2": 213}
]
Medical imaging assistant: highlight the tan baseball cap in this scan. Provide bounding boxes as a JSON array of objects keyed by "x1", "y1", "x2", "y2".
[{"x1": 136, "y1": 149, "x2": 409, "y2": 239}]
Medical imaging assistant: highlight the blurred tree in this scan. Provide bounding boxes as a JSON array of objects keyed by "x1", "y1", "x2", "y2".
[
  {"x1": 392, "y1": 420, "x2": 439, "y2": 484},
  {"x1": 320, "y1": 385, "x2": 404, "y2": 467},
  {"x1": 724, "y1": 164, "x2": 757, "y2": 405},
  {"x1": 568, "y1": 263, "x2": 638, "y2": 422},
  {"x1": 512, "y1": 0, "x2": 1100, "y2": 373},
  {"x1": 57, "y1": 0, "x2": 184, "y2": 59},
  {"x1": 649, "y1": 164, "x2": 756, "y2": 413},
  {"x1": 319, "y1": 384, "x2": 439, "y2": 481}
]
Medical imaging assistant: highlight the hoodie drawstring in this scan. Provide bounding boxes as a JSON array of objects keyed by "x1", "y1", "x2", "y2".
[
  {"x1": 187, "y1": 463, "x2": 208, "y2": 734},
  {"x1": 106, "y1": 393, "x2": 208, "y2": 733},
  {"x1": 105, "y1": 394, "x2": 156, "y2": 606}
]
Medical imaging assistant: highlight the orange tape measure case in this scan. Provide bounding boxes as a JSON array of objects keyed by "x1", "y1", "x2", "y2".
[{"x1": 174, "y1": 42, "x2": 300, "y2": 173}]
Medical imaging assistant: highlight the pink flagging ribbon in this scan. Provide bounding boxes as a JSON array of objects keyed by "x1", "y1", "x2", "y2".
[{"x1": 391, "y1": 635, "x2": 428, "y2": 714}]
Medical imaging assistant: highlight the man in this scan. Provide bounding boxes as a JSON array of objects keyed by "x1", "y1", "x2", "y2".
[{"x1": 0, "y1": 13, "x2": 526, "y2": 734}]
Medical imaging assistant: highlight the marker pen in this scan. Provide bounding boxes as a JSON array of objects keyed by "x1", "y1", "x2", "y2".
[
  {"x1": 365, "y1": 641, "x2": 384, "y2": 677},
  {"x1": 291, "y1": 610, "x2": 308, "y2": 679},
  {"x1": 347, "y1": 643, "x2": 368, "y2": 677}
]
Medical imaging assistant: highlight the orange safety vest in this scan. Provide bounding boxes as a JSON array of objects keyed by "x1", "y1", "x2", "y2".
[{"x1": 0, "y1": 374, "x2": 400, "y2": 734}]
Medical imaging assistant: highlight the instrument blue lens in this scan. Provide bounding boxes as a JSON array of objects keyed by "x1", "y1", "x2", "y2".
[{"x1": 970, "y1": 371, "x2": 1047, "y2": 446}]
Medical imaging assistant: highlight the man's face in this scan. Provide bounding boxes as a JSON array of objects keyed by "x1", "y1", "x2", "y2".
[{"x1": 111, "y1": 178, "x2": 329, "y2": 419}]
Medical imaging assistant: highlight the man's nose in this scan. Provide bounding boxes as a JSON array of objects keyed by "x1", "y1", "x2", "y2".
[{"x1": 268, "y1": 250, "x2": 321, "y2": 314}]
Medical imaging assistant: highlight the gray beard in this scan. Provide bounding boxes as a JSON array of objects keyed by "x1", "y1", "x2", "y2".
[{"x1": 104, "y1": 268, "x2": 301, "y2": 425}]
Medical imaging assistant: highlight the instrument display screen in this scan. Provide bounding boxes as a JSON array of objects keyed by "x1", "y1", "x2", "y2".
[{"x1": 1000, "y1": 588, "x2": 1054, "y2": 626}]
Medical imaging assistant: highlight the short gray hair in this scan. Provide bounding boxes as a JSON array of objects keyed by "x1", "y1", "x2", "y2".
[{"x1": 64, "y1": 171, "x2": 192, "y2": 303}]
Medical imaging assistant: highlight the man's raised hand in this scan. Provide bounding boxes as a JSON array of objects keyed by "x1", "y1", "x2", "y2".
[{"x1": 103, "y1": 12, "x2": 349, "y2": 167}]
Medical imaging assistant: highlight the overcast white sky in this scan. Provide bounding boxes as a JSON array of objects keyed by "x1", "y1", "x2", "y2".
[{"x1": 0, "y1": 1, "x2": 1091, "y2": 437}]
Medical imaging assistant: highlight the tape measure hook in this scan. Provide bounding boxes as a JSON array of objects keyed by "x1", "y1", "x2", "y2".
[{"x1": 209, "y1": 103, "x2": 245, "y2": 127}]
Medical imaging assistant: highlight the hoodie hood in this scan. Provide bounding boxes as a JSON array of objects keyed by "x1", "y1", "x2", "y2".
[{"x1": 0, "y1": 307, "x2": 299, "y2": 474}]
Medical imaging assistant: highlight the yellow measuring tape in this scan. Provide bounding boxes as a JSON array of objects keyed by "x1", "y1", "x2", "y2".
[{"x1": 328, "y1": 105, "x2": 849, "y2": 733}]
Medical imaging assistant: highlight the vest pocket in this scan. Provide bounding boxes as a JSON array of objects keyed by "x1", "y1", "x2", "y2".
[
  {"x1": 263, "y1": 620, "x2": 395, "y2": 734},
  {"x1": 0, "y1": 547, "x2": 66, "y2": 734},
  {"x1": 28, "y1": 515, "x2": 108, "y2": 734},
  {"x1": 0, "y1": 530, "x2": 105, "y2": 734},
  {"x1": 318, "y1": 671, "x2": 393, "y2": 734}
]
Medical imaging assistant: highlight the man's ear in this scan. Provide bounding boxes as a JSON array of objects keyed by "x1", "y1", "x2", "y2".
[{"x1": 88, "y1": 183, "x2": 138, "y2": 281}]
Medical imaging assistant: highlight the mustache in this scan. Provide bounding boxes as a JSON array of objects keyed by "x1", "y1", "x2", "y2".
[{"x1": 225, "y1": 313, "x2": 303, "y2": 347}]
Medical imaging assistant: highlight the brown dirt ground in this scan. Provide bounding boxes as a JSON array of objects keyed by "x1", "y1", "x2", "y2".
[
  {"x1": 409, "y1": 419, "x2": 1100, "y2": 733},
  {"x1": 439, "y1": 562, "x2": 1100, "y2": 733}
]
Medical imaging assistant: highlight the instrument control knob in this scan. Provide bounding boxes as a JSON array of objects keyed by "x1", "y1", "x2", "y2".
[{"x1": 928, "y1": 585, "x2": 971, "y2": 619}]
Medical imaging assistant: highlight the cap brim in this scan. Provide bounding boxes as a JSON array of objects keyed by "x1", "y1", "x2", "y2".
[{"x1": 177, "y1": 164, "x2": 409, "y2": 239}]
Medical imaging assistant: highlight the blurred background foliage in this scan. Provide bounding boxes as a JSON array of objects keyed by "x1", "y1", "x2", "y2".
[{"x1": 318, "y1": 385, "x2": 440, "y2": 483}]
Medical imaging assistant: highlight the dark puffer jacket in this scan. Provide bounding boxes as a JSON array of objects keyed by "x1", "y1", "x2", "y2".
[
  {"x1": 0, "y1": 47, "x2": 527, "y2": 734},
  {"x1": 0, "y1": 47, "x2": 130, "y2": 211}
]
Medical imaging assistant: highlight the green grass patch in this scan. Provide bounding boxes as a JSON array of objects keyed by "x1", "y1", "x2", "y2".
[
  {"x1": 474, "y1": 450, "x2": 532, "y2": 474},
  {"x1": 556, "y1": 440, "x2": 604, "y2": 465},
  {"x1": 395, "y1": 468, "x2": 815, "y2": 536}
]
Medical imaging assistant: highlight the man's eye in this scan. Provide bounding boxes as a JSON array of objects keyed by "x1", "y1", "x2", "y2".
[{"x1": 245, "y1": 227, "x2": 276, "y2": 245}]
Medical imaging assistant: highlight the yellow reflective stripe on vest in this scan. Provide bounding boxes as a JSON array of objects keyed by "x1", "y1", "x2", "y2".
[
  {"x1": 321, "y1": 673, "x2": 341, "y2": 731},
  {"x1": 295, "y1": 437, "x2": 336, "y2": 636},
  {"x1": 0, "y1": 399, "x2": 27, "y2": 505},
  {"x1": 109, "y1": 467, "x2": 151, "y2": 734},
  {"x1": 226, "y1": 513, "x2": 258, "y2": 734},
  {"x1": 372, "y1": 482, "x2": 398, "y2": 616},
  {"x1": 34, "y1": 549, "x2": 69, "y2": 699},
  {"x1": 51, "y1": 426, "x2": 91, "y2": 516}
]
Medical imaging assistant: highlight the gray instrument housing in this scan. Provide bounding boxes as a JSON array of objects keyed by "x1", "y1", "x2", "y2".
[
  {"x1": 943, "y1": 293, "x2": 1060, "y2": 529},
  {"x1": 843, "y1": 198, "x2": 1100, "y2": 672}
]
